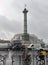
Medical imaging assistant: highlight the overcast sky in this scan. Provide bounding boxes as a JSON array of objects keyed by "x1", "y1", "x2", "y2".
[{"x1": 0, "y1": 0, "x2": 48, "y2": 43}]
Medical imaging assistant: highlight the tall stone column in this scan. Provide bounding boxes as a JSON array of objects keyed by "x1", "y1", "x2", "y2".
[{"x1": 23, "y1": 7, "x2": 29, "y2": 41}]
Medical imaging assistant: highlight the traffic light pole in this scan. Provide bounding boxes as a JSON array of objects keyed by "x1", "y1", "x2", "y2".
[
  {"x1": 36, "y1": 55, "x2": 38, "y2": 65},
  {"x1": 24, "y1": 48, "x2": 29, "y2": 65},
  {"x1": 19, "y1": 56, "x2": 21, "y2": 65}
]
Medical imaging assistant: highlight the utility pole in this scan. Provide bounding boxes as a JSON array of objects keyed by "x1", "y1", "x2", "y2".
[
  {"x1": 19, "y1": 55, "x2": 21, "y2": 65},
  {"x1": 12, "y1": 56, "x2": 14, "y2": 65}
]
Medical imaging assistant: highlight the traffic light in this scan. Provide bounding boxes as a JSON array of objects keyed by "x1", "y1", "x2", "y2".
[{"x1": 39, "y1": 49, "x2": 46, "y2": 60}]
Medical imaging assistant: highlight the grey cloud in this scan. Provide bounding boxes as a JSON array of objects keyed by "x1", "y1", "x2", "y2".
[
  {"x1": 27, "y1": 0, "x2": 48, "y2": 41},
  {"x1": 0, "y1": 15, "x2": 23, "y2": 33}
]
